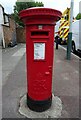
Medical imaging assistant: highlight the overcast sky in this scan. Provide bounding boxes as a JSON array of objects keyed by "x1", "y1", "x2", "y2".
[{"x1": 0, "y1": 0, "x2": 81, "y2": 17}]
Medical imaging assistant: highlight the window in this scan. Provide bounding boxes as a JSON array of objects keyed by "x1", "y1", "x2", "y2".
[{"x1": 4, "y1": 13, "x2": 9, "y2": 26}]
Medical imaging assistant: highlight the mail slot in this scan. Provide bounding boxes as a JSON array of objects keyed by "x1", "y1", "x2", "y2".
[
  {"x1": 19, "y1": 7, "x2": 62, "y2": 112},
  {"x1": 31, "y1": 31, "x2": 49, "y2": 36}
]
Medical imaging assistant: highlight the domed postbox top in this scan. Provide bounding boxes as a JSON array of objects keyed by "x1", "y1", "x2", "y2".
[{"x1": 19, "y1": 7, "x2": 62, "y2": 25}]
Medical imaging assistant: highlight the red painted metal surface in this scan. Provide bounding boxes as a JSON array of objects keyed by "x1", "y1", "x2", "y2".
[{"x1": 19, "y1": 7, "x2": 62, "y2": 101}]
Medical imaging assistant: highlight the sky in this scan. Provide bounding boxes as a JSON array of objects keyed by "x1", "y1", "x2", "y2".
[{"x1": 0, "y1": 0, "x2": 81, "y2": 17}]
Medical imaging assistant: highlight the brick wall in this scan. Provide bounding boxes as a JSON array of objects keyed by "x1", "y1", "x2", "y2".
[
  {"x1": 16, "y1": 27, "x2": 26, "y2": 43},
  {"x1": 3, "y1": 17, "x2": 16, "y2": 47}
]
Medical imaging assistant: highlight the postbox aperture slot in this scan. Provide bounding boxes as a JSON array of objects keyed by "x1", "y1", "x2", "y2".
[{"x1": 31, "y1": 31, "x2": 49, "y2": 36}]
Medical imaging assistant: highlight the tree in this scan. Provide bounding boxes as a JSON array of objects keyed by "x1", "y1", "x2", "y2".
[
  {"x1": 13, "y1": 1, "x2": 44, "y2": 26},
  {"x1": 76, "y1": 13, "x2": 81, "y2": 20}
]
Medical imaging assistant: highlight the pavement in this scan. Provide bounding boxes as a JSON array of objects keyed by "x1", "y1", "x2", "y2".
[{"x1": 1, "y1": 43, "x2": 80, "y2": 119}]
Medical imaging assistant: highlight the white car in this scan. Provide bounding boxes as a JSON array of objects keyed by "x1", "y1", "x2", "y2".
[{"x1": 72, "y1": 20, "x2": 81, "y2": 53}]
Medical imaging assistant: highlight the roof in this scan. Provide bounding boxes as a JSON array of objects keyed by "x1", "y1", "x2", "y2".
[
  {"x1": 0, "y1": 4, "x2": 4, "y2": 9},
  {"x1": 0, "y1": 4, "x2": 9, "y2": 17},
  {"x1": 0, "y1": 4, "x2": 4, "y2": 12}
]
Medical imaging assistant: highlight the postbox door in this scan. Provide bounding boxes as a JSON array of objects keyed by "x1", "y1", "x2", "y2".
[{"x1": 27, "y1": 29, "x2": 54, "y2": 101}]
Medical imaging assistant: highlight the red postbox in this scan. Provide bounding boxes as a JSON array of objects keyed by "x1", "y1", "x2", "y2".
[{"x1": 19, "y1": 7, "x2": 62, "y2": 112}]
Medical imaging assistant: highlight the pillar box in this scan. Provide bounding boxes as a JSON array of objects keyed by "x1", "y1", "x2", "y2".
[{"x1": 19, "y1": 7, "x2": 62, "y2": 112}]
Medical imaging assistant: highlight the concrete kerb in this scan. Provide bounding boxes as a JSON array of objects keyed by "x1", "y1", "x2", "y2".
[{"x1": 18, "y1": 94, "x2": 62, "y2": 118}]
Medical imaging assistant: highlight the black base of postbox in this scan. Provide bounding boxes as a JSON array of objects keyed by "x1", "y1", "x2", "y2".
[{"x1": 27, "y1": 94, "x2": 52, "y2": 112}]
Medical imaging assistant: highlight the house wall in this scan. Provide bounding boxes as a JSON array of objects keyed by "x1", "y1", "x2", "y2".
[
  {"x1": 3, "y1": 17, "x2": 17, "y2": 47},
  {"x1": 16, "y1": 27, "x2": 26, "y2": 43},
  {"x1": 0, "y1": 5, "x2": 4, "y2": 46},
  {"x1": 0, "y1": 25, "x2": 3, "y2": 46},
  {"x1": 0, "y1": 5, "x2": 4, "y2": 24}
]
